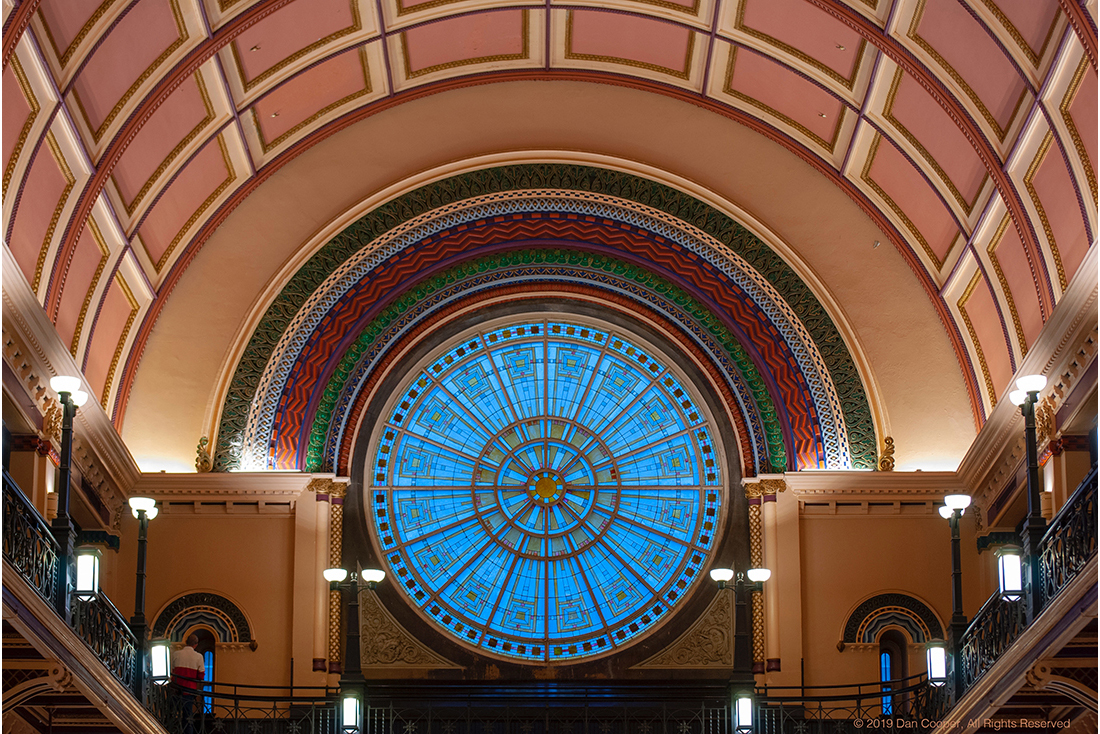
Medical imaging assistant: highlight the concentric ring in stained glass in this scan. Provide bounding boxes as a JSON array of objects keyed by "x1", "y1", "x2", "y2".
[{"x1": 369, "y1": 319, "x2": 723, "y2": 662}]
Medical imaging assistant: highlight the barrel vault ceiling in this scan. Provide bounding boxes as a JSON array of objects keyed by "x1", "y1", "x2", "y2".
[{"x1": 2, "y1": 0, "x2": 1096, "y2": 473}]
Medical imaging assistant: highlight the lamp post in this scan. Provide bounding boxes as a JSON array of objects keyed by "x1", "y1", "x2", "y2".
[
  {"x1": 324, "y1": 567, "x2": 386, "y2": 734},
  {"x1": 711, "y1": 566, "x2": 770, "y2": 732},
  {"x1": 48, "y1": 376, "x2": 89, "y2": 620},
  {"x1": 1008, "y1": 374, "x2": 1048, "y2": 624},
  {"x1": 129, "y1": 496, "x2": 158, "y2": 699},
  {"x1": 937, "y1": 493, "x2": 970, "y2": 700}
]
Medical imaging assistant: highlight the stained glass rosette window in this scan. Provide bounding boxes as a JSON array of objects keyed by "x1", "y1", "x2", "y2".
[{"x1": 369, "y1": 320, "x2": 723, "y2": 663}]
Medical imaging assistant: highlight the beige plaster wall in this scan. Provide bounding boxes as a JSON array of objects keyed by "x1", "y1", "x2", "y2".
[
  {"x1": 108, "y1": 509, "x2": 299, "y2": 687},
  {"x1": 123, "y1": 80, "x2": 974, "y2": 474},
  {"x1": 793, "y1": 510, "x2": 987, "y2": 689}
]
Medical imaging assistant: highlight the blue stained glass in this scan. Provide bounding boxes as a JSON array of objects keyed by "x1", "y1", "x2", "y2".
[{"x1": 370, "y1": 319, "x2": 723, "y2": 662}]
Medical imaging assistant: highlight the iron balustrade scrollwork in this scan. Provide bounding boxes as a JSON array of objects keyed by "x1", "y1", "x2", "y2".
[
  {"x1": 2, "y1": 469, "x2": 60, "y2": 604},
  {"x1": 957, "y1": 592, "x2": 1026, "y2": 691},
  {"x1": 70, "y1": 591, "x2": 138, "y2": 689},
  {"x1": 147, "y1": 680, "x2": 339, "y2": 734},
  {"x1": 755, "y1": 675, "x2": 949, "y2": 734},
  {"x1": 1038, "y1": 467, "x2": 1097, "y2": 608}
]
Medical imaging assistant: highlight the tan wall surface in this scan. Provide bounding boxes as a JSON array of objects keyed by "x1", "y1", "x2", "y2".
[{"x1": 109, "y1": 509, "x2": 299, "y2": 687}]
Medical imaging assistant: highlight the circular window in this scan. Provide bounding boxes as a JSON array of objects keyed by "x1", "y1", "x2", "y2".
[{"x1": 368, "y1": 318, "x2": 724, "y2": 663}]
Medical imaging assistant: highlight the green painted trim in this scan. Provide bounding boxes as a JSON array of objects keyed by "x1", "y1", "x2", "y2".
[
  {"x1": 214, "y1": 164, "x2": 876, "y2": 471},
  {"x1": 304, "y1": 249, "x2": 787, "y2": 473}
]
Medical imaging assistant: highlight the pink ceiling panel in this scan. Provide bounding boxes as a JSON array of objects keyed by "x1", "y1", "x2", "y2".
[
  {"x1": 1033, "y1": 145, "x2": 1090, "y2": 290},
  {"x1": 69, "y1": 0, "x2": 183, "y2": 136},
  {"x1": 739, "y1": 0, "x2": 862, "y2": 82},
  {"x1": 915, "y1": 0, "x2": 1027, "y2": 135},
  {"x1": 990, "y1": 223, "x2": 1043, "y2": 350},
  {"x1": 889, "y1": 72, "x2": 986, "y2": 210},
  {"x1": 989, "y1": 0, "x2": 1060, "y2": 60},
  {"x1": 84, "y1": 275, "x2": 135, "y2": 406},
  {"x1": 38, "y1": 0, "x2": 114, "y2": 61},
  {"x1": 233, "y1": 0, "x2": 355, "y2": 85},
  {"x1": 727, "y1": 50, "x2": 842, "y2": 144},
  {"x1": 9, "y1": 148, "x2": 70, "y2": 289},
  {"x1": 405, "y1": 10, "x2": 525, "y2": 74},
  {"x1": 964, "y1": 274, "x2": 1013, "y2": 400},
  {"x1": 3, "y1": 64, "x2": 33, "y2": 176},
  {"x1": 137, "y1": 136, "x2": 230, "y2": 268},
  {"x1": 1068, "y1": 67, "x2": 1097, "y2": 187},
  {"x1": 867, "y1": 138, "x2": 960, "y2": 266},
  {"x1": 54, "y1": 225, "x2": 107, "y2": 353},
  {"x1": 111, "y1": 73, "x2": 210, "y2": 211},
  {"x1": 254, "y1": 50, "x2": 366, "y2": 143},
  {"x1": 569, "y1": 11, "x2": 690, "y2": 73}
]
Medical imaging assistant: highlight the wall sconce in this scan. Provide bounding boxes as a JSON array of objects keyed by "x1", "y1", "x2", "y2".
[
  {"x1": 74, "y1": 547, "x2": 101, "y2": 601},
  {"x1": 926, "y1": 640, "x2": 948, "y2": 686},
  {"x1": 149, "y1": 639, "x2": 172, "y2": 685},
  {"x1": 996, "y1": 546, "x2": 1024, "y2": 602}
]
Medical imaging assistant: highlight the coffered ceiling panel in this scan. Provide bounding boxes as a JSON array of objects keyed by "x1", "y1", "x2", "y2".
[
  {"x1": 902, "y1": 0, "x2": 1032, "y2": 149},
  {"x1": 859, "y1": 132, "x2": 963, "y2": 273},
  {"x1": 1, "y1": 0, "x2": 1095, "y2": 471},
  {"x1": 65, "y1": 0, "x2": 205, "y2": 159},
  {"x1": 722, "y1": 0, "x2": 870, "y2": 98}
]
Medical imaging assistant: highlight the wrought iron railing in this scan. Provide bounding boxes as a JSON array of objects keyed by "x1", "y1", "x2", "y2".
[
  {"x1": 957, "y1": 593, "x2": 1026, "y2": 691},
  {"x1": 147, "y1": 681, "x2": 339, "y2": 734},
  {"x1": 1038, "y1": 467, "x2": 1097, "y2": 607},
  {"x1": 70, "y1": 591, "x2": 138, "y2": 689},
  {"x1": 755, "y1": 674, "x2": 949, "y2": 734},
  {"x1": 957, "y1": 466, "x2": 1097, "y2": 695},
  {"x1": 3, "y1": 469, "x2": 137, "y2": 690},
  {"x1": 2, "y1": 469, "x2": 59, "y2": 603},
  {"x1": 361, "y1": 684, "x2": 731, "y2": 734}
]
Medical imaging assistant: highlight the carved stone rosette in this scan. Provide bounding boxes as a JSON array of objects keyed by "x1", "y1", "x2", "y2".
[{"x1": 633, "y1": 590, "x2": 734, "y2": 668}]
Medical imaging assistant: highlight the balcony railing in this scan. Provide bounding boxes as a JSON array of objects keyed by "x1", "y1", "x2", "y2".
[
  {"x1": 3, "y1": 469, "x2": 59, "y2": 603},
  {"x1": 146, "y1": 681, "x2": 340, "y2": 734},
  {"x1": 3, "y1": 469, "x2": 136, "y2": 691},
  {"x1": 1039, "y1": 467, "x2": 1097, "y2": 607},
  {"x1": 70, "y1": 591, "x2": 138, "y2": 689},
  {"x1": 957, "y1": 466, "x2": 1097, "y2": 694},
  {"x1": 756, "y1": 674, "x2": 950, "y2": 734}
]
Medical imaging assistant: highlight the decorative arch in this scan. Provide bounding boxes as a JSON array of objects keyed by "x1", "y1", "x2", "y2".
[
  {"x1": 211, "y1": 164, "x2": 880, "y2": 476},
  {"x1": 151, "y1": 592, "x2": 255, "y2": 647},
  {"x1": 841, "y1": 593, "x2": 945, "y2": 646}
]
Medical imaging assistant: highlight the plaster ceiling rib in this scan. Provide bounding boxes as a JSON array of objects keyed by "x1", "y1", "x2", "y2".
[
  {"x1": 1, "y1": 0, "x2": 42, "y2": 69},
  {"x1": 806, "y1": 0, "x2": 1054, "y2": 323},
  {"x1": 1056, "y1": 0, "x2": 1097, "y2": 70},
  {"x1": 40, "y1": 0, "x2": 298, "y2": 322},
  {"x1": 105, "y1": 67, "x2": 984, "y2": 438}
]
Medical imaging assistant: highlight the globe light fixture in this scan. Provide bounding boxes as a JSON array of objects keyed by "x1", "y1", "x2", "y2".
[
  {"x1": 709, "y1": 568, "x2": 734, "y2": 587},
  {"x1": 129, "y1": 496, "x2": 158, "y2": 519},
  {"x1": 938, "y1": 505, "x2": 953, "y2": 519},
  {"x1": 747, "y1": 568, "x2": 771, "y2": 583},
  {"x1": 49, "y1": 375, "x2": 82, "y2": 394},
  {"x1": 1015, "y1": 374, "x2": 1047, "y2": 393},
  {"x1": 944, "y1": 494, "x2": 971, "y2": 511},
  {"x1": 1008, "y1": 390, "x2": 1027, "y2": 406},
  {"x1": 361, "y1": 569, "x2": 386, "y2": 588},
  {"x1": 324, "y1": 568, "x2": 348, "y2": 583},
  {"x1": 70, "y1": 390, "x2": 89, "y2": 407}
]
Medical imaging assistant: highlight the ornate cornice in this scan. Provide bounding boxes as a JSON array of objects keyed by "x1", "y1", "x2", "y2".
[
  {"x1": 786, "y1": 470, "x2": 967, "y2": 497},
  {"x1": 129, "y1": 471, "x2": 316, "y2": 499}
]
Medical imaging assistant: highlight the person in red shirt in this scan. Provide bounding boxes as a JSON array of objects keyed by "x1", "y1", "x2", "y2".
[{"x1": 172, "y1": 634, "x2": 206, "y2": 733}]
